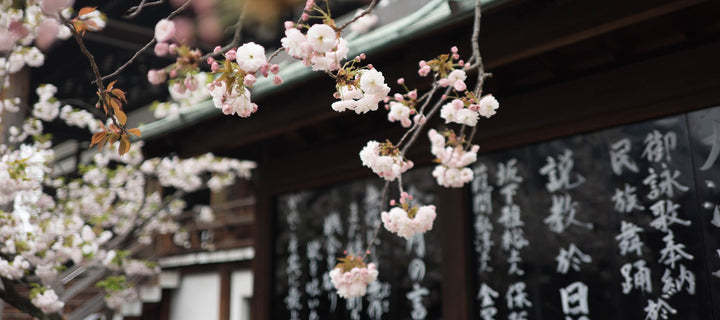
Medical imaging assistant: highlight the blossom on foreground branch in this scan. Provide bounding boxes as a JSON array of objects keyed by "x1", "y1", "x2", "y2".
[{"x1": 1, "y1": 0, "x2": 497, "y2": 314}]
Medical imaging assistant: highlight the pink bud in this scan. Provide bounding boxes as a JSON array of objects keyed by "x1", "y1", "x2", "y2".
[
  {"x1": 390, "y1": 200, "x2": 396, "y2": 206},
  {"x1": 154, "y1": 42, "x2": 169, "y2": 56},
  {"x1": 154, "y1": 19, "x2": 176, "y2": 43},
  {"x1": 408, "y1": 90, "x2": 417, "y2": 99},
  {"x1": 301, "y1": 13, "x2": 309, "y2": 21},
  {"x1": 451, "y1": 46, "x2": 458, "y2": 53},
  {"x1": 418, "y1": 60, "x2": 427, "y2": 67},
  {"x1": 438, "y1": 78, "x2": 450, "y2": 87},
  {"x1": 418, "y1": 65, "x2": 431, "y2": 77},
  {"x1": 397, "y1": 78, "x2": 405, "y2": 85},
  {"x1": 304, "y1": 0, "x2": 315, "y2": 11},
  {"x1": 207, "y1": 57, "x2": 215, "y2": 64},
  {"x1": 270, "y1": 64, "x2": 280, "y2": 74},
  {"x1": 453, "y1": 80, "x2": 467, "y2": 92},
  {"x1": 394, "y1": 93, "x2": 403, "y2": 101},
  {"x1": 213, "y1": 45, "x2": 222, "y2": 53},
  {"x1": 147, "y1": 69, "x2": 166, "y2": 85},
  {"x1": 284, "y1": 21, "x2": 295, "y2": 29},
  {"x1": 211, "y1": 61, "x2": 220, "y2": 72},
  {"x1": 367, "y1": 64, "x2": 373, "y2": 70},
  {"x1": 452, "y1": 53, "x2": 460, "y2": 60},
  {"x1": 169, "y1": 69, "x2": 178, "y2": 79},
  {"x1": 169, "y1": 43, "x2": 178, "y2": 55},
  {"x1": 225, "y1": 49, "x2": 236, "y2": 61},
  {"x1": 243, "y1": 74, "x2": 257, "y2": 86},
  {"x1": 458, "y1": 60, "x2": 464, "y2": 66},
  {"x1": 360, "y1": 53, "x2": 366, "y2": 60},
  {"x1": 273, "y1": 75, "x2": 283, "y2": 85}
]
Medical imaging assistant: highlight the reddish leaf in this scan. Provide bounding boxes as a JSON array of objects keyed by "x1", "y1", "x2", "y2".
[
  {"x1": 108, "y1": 133, "x2": 120, "y2": 146},
  {"x1": 111, "y1": 88, "x2": 126, "y2": 102},
  {"x1": 118, "y1": 136, "x2": 131, "y2": 156},
  {"x1": 113, "y1": 105, "x2": 127, "y2": 126},
  {"x1": 78, "y1": 7, "x2": 97, "y2": 16},
  {"x1": 127, "y1": 128, "x2": 141, "y2": 137},
  {"x1": 90, "y1": 131, "x2": 107, "y2": 148}
]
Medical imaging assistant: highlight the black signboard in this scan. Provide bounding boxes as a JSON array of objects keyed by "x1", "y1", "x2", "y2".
[
  {"x1": 470, "y1": 110, "x2": 719, "y2": 320},
  {"x1": 274, "y1": 167, "x2": 442, "y2": 320}
]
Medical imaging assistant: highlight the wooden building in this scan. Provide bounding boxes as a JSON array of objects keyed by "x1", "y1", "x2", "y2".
[{"x1": 137, "y1": 0, "x2": 720, "y2": 319}]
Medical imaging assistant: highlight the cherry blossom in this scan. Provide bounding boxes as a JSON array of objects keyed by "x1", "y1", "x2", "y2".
[
  {"x1": 329, "y1": 260, "x2": 379, "y2": 298},
  {"x1": 381, "y1": 193, "x2": 437, "y2": 239},
  {"x1": 359, "y1": 140, "x2": 413, "y2": 181},
  {"x1": 154, "y1": 19, "x2": 176, "y2": 42}
]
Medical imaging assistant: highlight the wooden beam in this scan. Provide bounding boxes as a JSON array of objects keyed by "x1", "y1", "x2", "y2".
[{"x1": 482, "y1": 0, "x2": 707, "y2": 68}]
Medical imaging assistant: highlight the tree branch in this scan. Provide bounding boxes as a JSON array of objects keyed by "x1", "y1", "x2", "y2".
[
  {"x1": 98, "y1": 0, "x2": 192, "y2": 83},
  {"x1": 200, "y1": 3, "x2": 247, "y2": 61},
  {"x1": 125, "y1": 0, "x2": 166, "y2": 19},
  {"x1": 338, "y1": 0, "x2": 379, "y2": 31}
]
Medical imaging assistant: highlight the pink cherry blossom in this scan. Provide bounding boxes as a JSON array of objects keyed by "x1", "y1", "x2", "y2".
[
  {"x1": 154, "y1": 19, "x2": 176, "y2": 43},
  {"x1": 147, "y1": 69, "x2": 167, "y2": 85},
  {"x1": 329, "y1": 263, "x2": 378, "y2": 298}
]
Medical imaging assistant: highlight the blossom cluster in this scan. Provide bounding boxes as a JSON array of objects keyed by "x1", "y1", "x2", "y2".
[
  {"x1": 331, "y1": 67, "x2": 391, "y2": 114},
  {"x1": 282, "y1": 23, "x2": 349, "y2": 72},
  {"x1": 30, "y1": 288, "x2": 64, "y2": 314},
  {"x1": 381, "y1": 192, "x2": 437, "y2": 239},
  {"x1": 205, "y1": 42, "x2": 282, "y2": 117},
  {"x1": 329, "y1": 256, "x2": 379, "y2": 298},
  {"x1": 428, "y1": 128, "x2": 479, "y2": 187},
  {"x1": 0, "y1": 1, "x2": 108, "y2": 87},
  {"x1": 384, "y1": 79, "x2": 421, "y2": 128},
  {"x1": 359, "y1": 140, "x2": 413, "y2": 181}
]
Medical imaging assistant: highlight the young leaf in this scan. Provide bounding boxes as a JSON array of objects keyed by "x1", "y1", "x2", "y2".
[
  {"x1": 78, "y1": 7, "x2": 97, "y2": 16},
  {"x1": 90, "y1": 131, "x2": 107, "y2": 148},
  {"x1": 127, "y1": 128, "x2": 141, "y2": 137},
  {"x1": 113, "y1": 105, "x2": 127, "y2": 126},
  {"x1": 118, "y1": 136, "x2": 131, "y2": 156}
]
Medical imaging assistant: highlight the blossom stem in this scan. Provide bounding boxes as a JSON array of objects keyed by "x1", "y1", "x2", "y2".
[
  {"x1": 395, "y1": 83, "x2": 439, "y2": 147},
  {"x1": 200, "y1": 2, "x2": 247, "y2": 61},
  {"x1": 400, "y1": 86, "x2": 453, "y2": 155}
]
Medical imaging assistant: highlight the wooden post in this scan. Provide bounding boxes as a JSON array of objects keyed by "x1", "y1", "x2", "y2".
[{"x1": 438, "y1": 186, "x2": 472, "y2": 320}]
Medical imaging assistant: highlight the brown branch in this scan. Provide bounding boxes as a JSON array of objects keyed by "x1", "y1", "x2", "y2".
[
  {"x1": 400, "y1": 86, "x2": 453, "y2": 155},
  {"x1": 98, "y1": 0, "x2": 192, "y2": 83},
  {"x1": 200, "y1": 3, "x2": 247, "y2": 61},
  {"x1": 467, "y1": 0, "x2": 490, "y2": 95},
  {"x1": 63, "y1": 20, "x2": 105, "y2": 91},
  {"x1": 338, "y1": 0, "x2": 379, "y2": 31},
  {"x1": 125, "y1": 0, "x2": 166, "y2": 19}
]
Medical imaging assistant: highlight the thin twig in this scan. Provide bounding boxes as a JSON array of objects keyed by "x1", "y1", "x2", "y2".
[
  {"x1": 396, "y1": 82, "x2": 439, "y2": 147},
  {"x1": 467, "y1": 0, "x2": 489, "y2": 95},
  {"x1": 400, "y1": 86, "x2": 452, "y2": 155},
  {"x1": 125, "y1": 0, "x2": 166, "y2": 19},
  {"x1": 98, "y1": 0, "x2": 192, "y2": 83},
  {"x1": 200, "y1": 3, "x2": 247, "y2": 61},
  {"x1": 338, "y1": 0, "x2": 379, "y2": 30}
]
